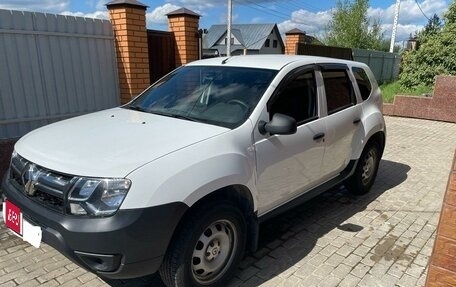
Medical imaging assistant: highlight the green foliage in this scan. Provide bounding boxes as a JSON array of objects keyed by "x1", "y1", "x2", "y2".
[
  {"x1": 380, "y1": 81, "x2": 432, "y2": 103},
  {"x1": 399, "y1": 2, "x2": 456, "y2": 89},
  {"x1": 324, "y1": 0, "x2": 383, "y2": 50},
  {"x1": 422, "y1": 14, "x2": 442, "y2": 38},
  {"x1": 445, "y1": 1, "x2": 456, "y2": 24},
  {"x1": 379, "y1": 38, "x2": 401, "y2": 53}
]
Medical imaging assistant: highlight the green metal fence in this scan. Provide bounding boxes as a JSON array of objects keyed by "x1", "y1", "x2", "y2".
[
  {"x1": 352, "y1": 48, "x2": 401, "y2": 83},
  {"x1": 296, "y1": 43, "x2": 401, "y2": 83}
]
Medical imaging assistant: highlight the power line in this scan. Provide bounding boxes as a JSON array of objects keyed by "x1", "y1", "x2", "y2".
[
  {"x1": 415, "y1": 0, "x2": 431, "y2": 21},
  {"x1": 288, "y1": 0, "x2": 321, "y2": 12},
  {"x1": 232, "y1": 0, "x2": 290, "y2": 21},
  {"x1": 271, "y1": 0, "x2": 319, "y2": 13},
  {"x1": 235, "y1": 0, "x2": 291, "y2": 19}
]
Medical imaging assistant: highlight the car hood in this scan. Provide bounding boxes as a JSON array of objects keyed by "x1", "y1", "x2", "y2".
[{"x1": 15, "y1": 108, "x2": 229, "y2": 178}]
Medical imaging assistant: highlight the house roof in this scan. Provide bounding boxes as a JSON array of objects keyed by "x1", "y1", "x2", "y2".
[{"x1": 203, "y1": 23, "x2": 282, "y2": 51}]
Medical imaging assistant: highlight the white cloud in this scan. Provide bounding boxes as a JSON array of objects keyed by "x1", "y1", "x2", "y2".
[
  {"x1": 277, "y1": 0, "x2": 448, "y2": 43},
  {"x1": 277, "y1": 9, "x2": 332, "y2": 39},
  {"x1": 382, "y1": 23, "x2": 424, "y2": 43},
  {"x1": 146, "y1": 3, "x2": 181, "y2": 25},
  {"x1": 95, "y1": 0, "x2": 106, "y2": 11},
  {"x1": 369, "y1": 0, "x2": 448, "y2": 43},
  {"x1": 368, "y1": 0, "x2": 448, "y2": 25},
  {"x1": 60, "y1": 10, "x2": 108, "y2": 19},
  {"x1": 0, "y1": 0, "x2": 70, "y2": 12},
  {"x1": 165, "y1": 0, "x2": 220, "y2": 11}
]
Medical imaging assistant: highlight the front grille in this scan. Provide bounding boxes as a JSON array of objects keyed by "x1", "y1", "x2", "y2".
[{"x1": 9, "y1": 154, "x2": 74, "y2": 214}]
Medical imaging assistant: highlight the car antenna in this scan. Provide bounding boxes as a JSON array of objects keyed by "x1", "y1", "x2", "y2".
[{"x1": 221, "y1": 56, "x2": 232, "y2": 65}]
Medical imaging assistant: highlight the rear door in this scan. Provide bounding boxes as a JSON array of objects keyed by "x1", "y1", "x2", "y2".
[{"x1": 319, "y1": 64, "x2": 363, "y2": 180}]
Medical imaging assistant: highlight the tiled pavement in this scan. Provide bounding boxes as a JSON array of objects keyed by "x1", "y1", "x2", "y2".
[{"x1": 1, "y1": 116, "x2": 456, "y2": 287}]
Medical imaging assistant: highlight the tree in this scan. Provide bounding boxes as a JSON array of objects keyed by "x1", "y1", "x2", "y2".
[
  {"x1": 324, "y1": 0, "x2": 383, "y2": 50},
  {"x1": 419, "y1": 14, "x2": 442, "y2": 42},
  {"x1": 399, "y1": 2, "x2": 456, "y2": 89}
]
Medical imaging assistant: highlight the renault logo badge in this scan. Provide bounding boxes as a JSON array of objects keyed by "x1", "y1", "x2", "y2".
[{"x1": 24, "y1": 164, "x2": 41, "y2": 196}]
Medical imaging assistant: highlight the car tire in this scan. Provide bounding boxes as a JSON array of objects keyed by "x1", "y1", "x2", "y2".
[
  {"x1": 159, "y1": 202, "x2": 246, "y2": 287},
  {"x1": 346, "y1": 141, "x2": 380, "y2": 195}
]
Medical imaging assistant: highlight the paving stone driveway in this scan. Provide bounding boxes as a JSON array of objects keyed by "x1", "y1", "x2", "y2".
[{"x1": 1, "y1": 116, "x2": 456, "y2": 287}]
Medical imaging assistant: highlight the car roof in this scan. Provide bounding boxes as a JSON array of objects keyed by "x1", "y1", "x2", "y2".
[{"x1": 186, "y1": 55, "x2": 362, "y2": 70}]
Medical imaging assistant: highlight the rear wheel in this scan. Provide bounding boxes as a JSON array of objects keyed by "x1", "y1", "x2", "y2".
[
  {"x1": 346, "y1": 142, "x2": 380, "y2": 195},
  {"x1": 159, "y1": 203, "x2": 246, "y2": 287}
]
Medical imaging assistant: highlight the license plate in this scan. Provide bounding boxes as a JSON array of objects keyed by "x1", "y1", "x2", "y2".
[
  {"x1": 4, "y1": 200, "x2": 22, "y2": 235},
  {"x1": 3, "y1": 200, "x2": 42, "y2": 248}
]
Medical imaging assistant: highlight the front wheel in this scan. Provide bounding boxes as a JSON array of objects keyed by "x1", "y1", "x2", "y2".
[
  {"x1": 159, "y1": 203, "x2": 246, "y2": 287},
  {"x1": 346, "y1": 142, "x2": 381, "y2": 195}
]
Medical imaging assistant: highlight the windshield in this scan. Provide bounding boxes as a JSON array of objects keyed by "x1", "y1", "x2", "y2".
[{"x1": 125, "y1": 66, "x2": 277, "y2": 128}]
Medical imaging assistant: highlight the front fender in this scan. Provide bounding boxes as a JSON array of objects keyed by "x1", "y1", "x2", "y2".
[{"x1": 120, "y1": 123, "x2": 257, "y2": 211}]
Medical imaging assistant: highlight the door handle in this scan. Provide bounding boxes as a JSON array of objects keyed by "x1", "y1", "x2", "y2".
[
  {"x1": 353, "y1": 118, "x2": 361, "y2": 124},
  {"x1": 313, "y1": 132, "x2": 325, "y2": 141}
]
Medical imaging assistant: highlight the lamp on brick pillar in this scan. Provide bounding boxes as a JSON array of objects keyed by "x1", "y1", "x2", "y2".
[
  {"x1": 106, "y1": 0, "x2": 150, "y2": 104},
  {"x1": 167, "y1": 8, "x2": 200, "y2": 67},
  {"x1": 285, "y1": 28, "x2": 307, "y2": 55}
]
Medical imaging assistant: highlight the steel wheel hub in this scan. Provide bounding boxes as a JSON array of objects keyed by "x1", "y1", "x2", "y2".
[
  {"x1": 361, "y1": 149, "x2": 376, "y2": 185},
  {"x1": 191, "y1": 219, "x2": 238, "y2": 284}
]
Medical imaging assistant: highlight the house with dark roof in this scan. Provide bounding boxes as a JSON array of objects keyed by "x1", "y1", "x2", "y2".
[{"x1": 202, "y1": 23, "x2": 284, "y2": 57}]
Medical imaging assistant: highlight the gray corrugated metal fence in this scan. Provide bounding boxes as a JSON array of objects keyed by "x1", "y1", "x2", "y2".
[
  {"x1": 0, "y1": 9, "x2": 120, "y2": 139},
  {"x1": 352, "y1": 49, "x2": 401, "y2": 83}
]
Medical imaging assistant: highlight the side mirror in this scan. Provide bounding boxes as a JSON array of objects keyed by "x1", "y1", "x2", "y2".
[{"x1": 258, "y1": 113, "x2": 297, "y2": 135}]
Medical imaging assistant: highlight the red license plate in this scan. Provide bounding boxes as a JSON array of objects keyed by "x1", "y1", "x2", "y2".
[{"x1": 5, "y1": 200, "x2": 22, "y2": 235}]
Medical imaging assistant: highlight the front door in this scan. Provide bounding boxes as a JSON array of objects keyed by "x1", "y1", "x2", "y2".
[{"x1": 254, "y1": 68, "x2": 326, "y2": 215}]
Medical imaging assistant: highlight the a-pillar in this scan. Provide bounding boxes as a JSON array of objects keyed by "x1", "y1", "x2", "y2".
[
  {"x1": 167, "y1": 8, "x2": 200, "y2": 67},
  {"x1": 107, "y1": 0, "x2": 150, "y2": 104},
  {"x1": 285, "y1": 28, "x2": 307, "y2": 55}
]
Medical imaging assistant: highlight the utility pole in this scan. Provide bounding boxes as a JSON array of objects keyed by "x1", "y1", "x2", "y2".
[
  {"x1": 390, "y1": 0, "x2": 401, "y2": 53},
  {"x1": 227, "y1": 0, "x2": 232, "y2": 56}
]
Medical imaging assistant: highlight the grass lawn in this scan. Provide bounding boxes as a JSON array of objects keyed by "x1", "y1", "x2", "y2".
[{"x1": 379, "y1": 81, "x2": 433, "y2": 103}]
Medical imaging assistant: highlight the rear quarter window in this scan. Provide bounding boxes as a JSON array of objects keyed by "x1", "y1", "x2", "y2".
[{"x1": 352, "y1": 67, "x2": 372, "y2": 101}]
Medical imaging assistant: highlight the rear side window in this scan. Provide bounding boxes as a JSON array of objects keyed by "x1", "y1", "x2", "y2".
[
  {"x1": 352, "y1": 67, "x2": 372, "y2": 101},
  {"x1": 322, "y1": 69, "x2": 356, "y2": 114}
]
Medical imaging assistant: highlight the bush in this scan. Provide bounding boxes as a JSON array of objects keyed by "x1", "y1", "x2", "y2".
[{"x1": 398, "y1": 3, "x2": 456, "y2": 89}]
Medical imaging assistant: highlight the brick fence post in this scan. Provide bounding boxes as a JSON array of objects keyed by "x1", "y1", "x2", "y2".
[
  {"x1": 107, "y1": 0, "x2": 150, "y2": 104},
  {"x1": 167, "y1": 8, "x2": 200, "y2": 67},
  {"x1": 285, "y1": 28, "x2": 307, "y2": 55}
]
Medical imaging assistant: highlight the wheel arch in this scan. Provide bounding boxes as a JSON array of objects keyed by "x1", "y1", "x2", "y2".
[
  {"x1": 166, "y1": 185, "x2": 259, "y2": 258},
  {"x1": 366, "y1": 130, "x2": 386, "y2": 156}
]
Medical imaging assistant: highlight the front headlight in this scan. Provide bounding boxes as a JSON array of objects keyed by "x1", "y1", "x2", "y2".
[{"x1": 68, "y1": 178, "x2": 131, "y2": 216}]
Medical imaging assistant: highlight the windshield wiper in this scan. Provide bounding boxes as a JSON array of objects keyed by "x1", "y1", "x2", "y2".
[{"x1": 150, "y1": 110, "x2": 200, "y2": 123}]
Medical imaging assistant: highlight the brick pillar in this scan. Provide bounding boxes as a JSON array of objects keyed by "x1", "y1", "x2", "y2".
[
  {"x1": 285, "y1": 28, "x2": 307, "y2": 55},
  {"x1": 426, "y1": 151, "x2": 456, "y2": 286},
  {"x1": 107, "y1": 0, "x2": 150, "y2": 104},
  {"x1": 167, "y1": 8, "x2": 200, "y2": 67}
]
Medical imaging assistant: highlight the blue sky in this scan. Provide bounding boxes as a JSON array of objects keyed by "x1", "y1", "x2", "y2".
[{"x1": 0, "y1": 0, "x2": 451, "y2": 43}]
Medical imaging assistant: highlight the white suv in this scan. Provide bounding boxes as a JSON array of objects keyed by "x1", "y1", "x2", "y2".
[{"x1": 2, "y1": 55, "x2": 385, "y2": 287}]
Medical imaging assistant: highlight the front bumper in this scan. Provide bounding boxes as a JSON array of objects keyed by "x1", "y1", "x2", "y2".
[{"x1": 2, "y1": 173, "x2": 188, "y2": 279}]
